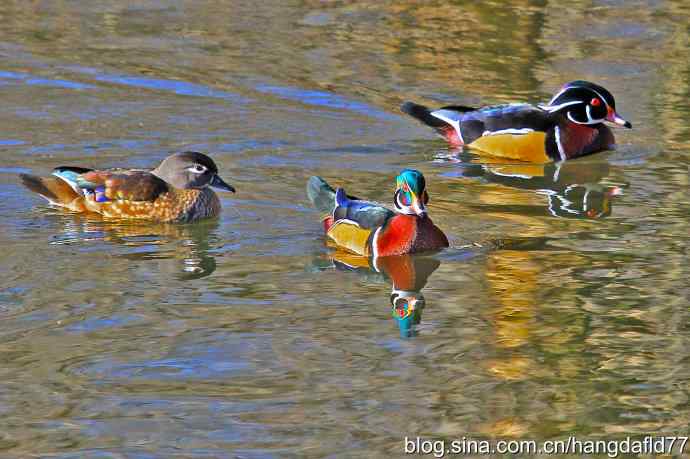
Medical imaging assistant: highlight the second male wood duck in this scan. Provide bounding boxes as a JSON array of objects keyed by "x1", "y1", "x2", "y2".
[
  {"x1": 20, "y1": 151, "x2": 235, "y2": 223},
  {"x1": 402, "y1": 80, "x2": 632, "y2": 162},
  {"x1": 307, "y1": 169, "x2": 449, "y2": 257}
]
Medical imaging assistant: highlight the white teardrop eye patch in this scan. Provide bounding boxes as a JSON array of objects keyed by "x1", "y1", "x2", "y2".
[{"x1": 187, "y1": 164, "x2": 208, "y2": 174}]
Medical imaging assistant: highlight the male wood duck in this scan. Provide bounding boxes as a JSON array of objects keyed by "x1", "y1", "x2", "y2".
[
  {"x1": 20, "y1": 151, "x2": 235, "y2": 223},
  {"x1": 307, "y1": 169, "x2": 449, "y2": 257},
  {"x1": 401, "y1": 80, "x2": 632, "y2": 162}
]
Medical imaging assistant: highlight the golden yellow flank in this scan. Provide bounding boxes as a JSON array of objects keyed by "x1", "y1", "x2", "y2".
[
  {"x1": 469, "y1": 131, "x2": 550, "y2": 163},
  {"x1": 326, "y1": 220, "x2": 373, "y2": 256}
]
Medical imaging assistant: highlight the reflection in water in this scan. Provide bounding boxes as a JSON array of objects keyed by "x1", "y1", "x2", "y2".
[
  {"x1": 49, "y1": 213, "x2": 219, "y2": 280},
  {"x1": 318, "y1": 251, "x2": 440, "y2": 338},
  {"x1": 441, "y1": 156, "x2": 623, "y2": 219}
]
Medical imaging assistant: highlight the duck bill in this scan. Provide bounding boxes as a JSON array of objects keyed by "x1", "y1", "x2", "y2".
[
  {"x1": 210, "y1": 174, "x2": 235, "y2": 192},
  {"x1": 606, "y1": 107, "x2": 632, "y2": 129}
]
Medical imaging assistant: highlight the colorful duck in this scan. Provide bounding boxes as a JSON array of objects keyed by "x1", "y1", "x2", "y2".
[
  {"x1": 402, "y1": 80, "x2": 632, "y2": 162},
  {"x1": 307, "y1": 169, "x2": 449, "y2": 257},
  {"x1": 20, "y1": 151, "x2": 234, "y2": 223}
]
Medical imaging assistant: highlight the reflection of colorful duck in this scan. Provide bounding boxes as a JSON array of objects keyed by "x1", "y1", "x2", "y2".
[
  {"x1": 448, "y1": 159, "x2": 623, "y2": 219},
  {"x1": 328, "y1": 252, "x2": 440, "y2": 338}
]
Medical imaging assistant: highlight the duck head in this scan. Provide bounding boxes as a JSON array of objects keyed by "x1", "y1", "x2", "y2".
[
  {"x1": 542, "y1": 80, "x2": 632, "y2": 129},
  {"x1": 394, "y1": 169, "x2": 429, "y2": 216},
  {"x1": 152, "y1": 151, "x2": 235, "y2": 192}
]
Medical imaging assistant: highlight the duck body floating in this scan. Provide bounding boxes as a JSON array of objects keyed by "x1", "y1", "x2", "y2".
[
  {"x1": 402, "y1": 81, "x2": 631, "y2": 162},
  {"x1": 307, "y1": 169, "x2": 448, "y2": 257},
  {"x1": 20, "y1": 151, "x2": 235, "y2": 223}
]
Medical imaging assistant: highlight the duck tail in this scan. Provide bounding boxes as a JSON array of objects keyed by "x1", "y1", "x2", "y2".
[
  {"x1": 19, "y1": 173, "x2": 81, "y2": 207},
  {"x1": 307, "y1": 176, "x2": 338, "y2": 215},
  {"x1": 401, "y1": 101, "x2": 472, "y2": 146},
  {"x1": 401, "y1": 102, "x2": 447, "y2": 128}
]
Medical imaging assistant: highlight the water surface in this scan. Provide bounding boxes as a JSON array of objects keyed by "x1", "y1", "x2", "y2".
[{"x1": 0, "y1": 1, "x2": 689, "y2": 457}]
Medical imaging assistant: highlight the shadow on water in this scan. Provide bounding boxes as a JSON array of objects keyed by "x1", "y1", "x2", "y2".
[{"x1": 46, "y1": 212, "x2": 220, "y2": 280}]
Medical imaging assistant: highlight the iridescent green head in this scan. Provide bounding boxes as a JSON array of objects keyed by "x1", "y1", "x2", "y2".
[{"x1": 394, "y1": 169, "x2": 429, "y2": 216}]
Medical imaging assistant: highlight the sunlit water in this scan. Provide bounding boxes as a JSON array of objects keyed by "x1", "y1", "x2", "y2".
[{"x1": 0, "y1": 1, "x2": 688, "y2": 457}]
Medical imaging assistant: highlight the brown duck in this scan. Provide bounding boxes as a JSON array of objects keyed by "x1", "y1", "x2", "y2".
[{"x1": 20, "y1": 151, "x2": 235, "y2": 223}]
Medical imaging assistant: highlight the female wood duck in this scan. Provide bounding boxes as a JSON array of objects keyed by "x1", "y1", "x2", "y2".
[
  {"x1": 402, "y1": 80, "x2": 632, "y2": 162},
  {"x1": 307, "y1": 169, "x2": 449, "y2": 257},
  {"x1": 20, "y1": 151, "x2": 235, "y2": 223}
]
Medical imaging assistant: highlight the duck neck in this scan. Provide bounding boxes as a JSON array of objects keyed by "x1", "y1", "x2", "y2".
[{"x1": 554, "y1": 120, "x2": 612, "y2": 160}]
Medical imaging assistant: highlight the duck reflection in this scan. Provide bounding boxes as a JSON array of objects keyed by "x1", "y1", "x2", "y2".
[
  {"x1": 327, "y1": 251, "x2": 441, "y2": 338},
  {"x1": 50, "y1": 212, "x2": 219, "y2": 279},
  {"x1": 441, "y1": 156, "x2": 623, "y2": 219}
]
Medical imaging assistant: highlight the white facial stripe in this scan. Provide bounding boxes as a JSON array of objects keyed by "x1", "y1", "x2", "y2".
[
  {"x1": 554, "y1": 125, "x2": 567, "y2": 161},
  {"x1": 567, "y1": 110, "x2": 603, "y2": 125},
  {"x1": 543, "y1": 100, "x2": 582, "y2": 113},
  {"x1": 568, "y1": 112, "x2": 604, "y2": 125},
  {"x1": 547, "y1": 87, "x2": 569, "y2": 105},
  {"x1": 397, "y1": 204, "x2": 417, "y2": 215},
  {"x1": 431, "y1": 110, "x2": 464, "y2": 144}
]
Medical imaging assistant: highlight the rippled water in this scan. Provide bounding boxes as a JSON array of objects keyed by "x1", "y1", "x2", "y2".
[{"x1": 0, "y1": 1, "x2": 689, "y2": 457}]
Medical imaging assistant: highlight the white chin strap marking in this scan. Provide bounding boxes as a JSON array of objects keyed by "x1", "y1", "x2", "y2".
[
  {"x1": 567, "y1": 111, "x2": 604, "y2": 125},
  {"x1": 397, "y1": 205, "x2": 417, "y2": 216},
  {"x1": 395, "y1": 192, "x2": 420, "y2": 216}
]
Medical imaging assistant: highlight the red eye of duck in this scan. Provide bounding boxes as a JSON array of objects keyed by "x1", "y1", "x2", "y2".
[{"x1": 590, "y1": 98, "x2": 601, "y2": 107}]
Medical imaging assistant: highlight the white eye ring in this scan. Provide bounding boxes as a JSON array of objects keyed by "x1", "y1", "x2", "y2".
[{"x1": 187, "y1": 164, "x2": 207, "y2": 174}]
